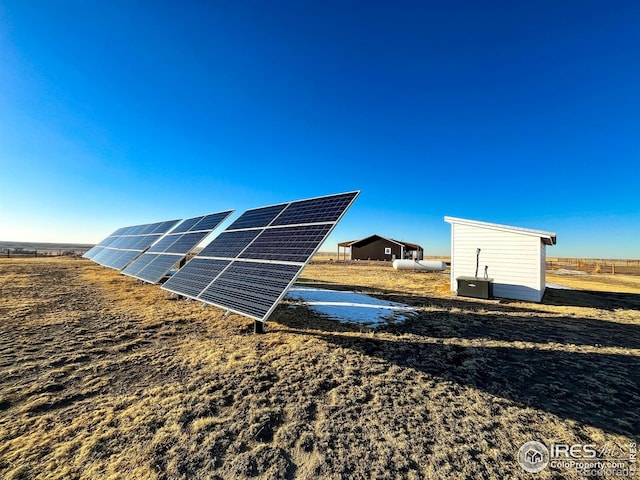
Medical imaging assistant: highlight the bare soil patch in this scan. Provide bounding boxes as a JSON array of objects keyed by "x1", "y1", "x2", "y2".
[{"x1": 1, "y1": 258, "x2": 638, "y2": 479}]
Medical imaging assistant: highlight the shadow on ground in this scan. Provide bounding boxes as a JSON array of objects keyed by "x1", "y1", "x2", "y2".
[
  {"x1": 281, "y1": 326, "x2": 640, "y2": 438},
  {"x1": 276, "y1": 283, "x2": 640, "y2": 438},
  {"x1": 542, "y1": 287, "x2": 640, "y2": 311}
]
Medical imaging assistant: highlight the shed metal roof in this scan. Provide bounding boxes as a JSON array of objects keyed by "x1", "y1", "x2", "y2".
[{"x1": 444, "y1": 216, "x2": 557, "y2": 246}]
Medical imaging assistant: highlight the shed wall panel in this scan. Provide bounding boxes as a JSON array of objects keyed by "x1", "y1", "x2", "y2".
[{"x1": 450, "y1": 223, "x2": 544, "y2": 302}]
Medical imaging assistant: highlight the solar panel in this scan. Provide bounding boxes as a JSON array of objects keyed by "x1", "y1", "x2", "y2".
[
  {"x1": 198, "y1": 230, "x2": 262, "y2": 258},
  {"x1": 271, "y1": 192, "x2": 358, "y2": 226},
  {"x1": 83, "y1": 227, "x2": 123, "y2": 260},
  {"x1": 135, "y1": 254, "x2": 183, "y2": 284},
  {"x1": 127, "y1": 225, "x2": 146, "y2": 235},
  {"x1": 91, "y1": 248, "x2": 113, "y2": 264},
  {"x1": 110, "y1": 250, "x2": 142, "y2": 270},
  {"x1": 122, "y1": 253, "x2": 157, "y2": 277},
  {"x1": 139, "y1": 223, "x2": 157, "y2": 235},
  {"x1": 121, "y1": 210, "x2": 233, "y2": 284},
  {"x1": 190, "y1": 211, "x2": 234, "y2": 231},
  {"x1": 164, "y1": 231, "x2": 209, "y2": 254},
  {"x1": 162, "y1": 191, "x2": 360, "y2": 327},
  {"x1": 238, "y1": 224, "x2": 332, "y2": 262},
  {"x1": 163, "y1": 258, "x2": 231, "y2": 298},
  {"x1": 226, "y1": 204, "x2": 287, "y2": 230},
  {"x1": 100, "y1": 237, "x2": 119, "y2": 248},
  {"x1": 147, "y1": 235, "x2": 179, "y2": 253},
  {"x1": 169, "y1": 216, "x2": 204, "y2": 234},
  {"x1": 82, "y1": 246, "x2": 104, "y2": 259},
  {"x1": 198, "y1": 262, "x2": 303, "y2": 319},
  {"x1": 85, "y1": 219, "x2": 181, "y2": 270}
]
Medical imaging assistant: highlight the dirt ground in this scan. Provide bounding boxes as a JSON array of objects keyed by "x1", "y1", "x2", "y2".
[{"x1": 0, "y1": 257, "x2": 638, "y2": 479}]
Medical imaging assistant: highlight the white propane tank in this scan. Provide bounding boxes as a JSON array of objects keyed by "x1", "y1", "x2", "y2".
[{"x1": 393, "y1": 259, "x2": 447, "y2": 271}]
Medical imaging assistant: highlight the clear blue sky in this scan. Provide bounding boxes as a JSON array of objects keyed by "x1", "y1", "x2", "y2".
[{"x1": 1, "y1": 1, "x2": 638, "y2": 258}]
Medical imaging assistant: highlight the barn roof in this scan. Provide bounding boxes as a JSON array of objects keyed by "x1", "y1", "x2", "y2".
[
  {"x1": 444, "y1": 216, "x2": 557, "y2": 245},
  {"x1": 339, "y1": 234, "x2": 423, "y2": 250}
]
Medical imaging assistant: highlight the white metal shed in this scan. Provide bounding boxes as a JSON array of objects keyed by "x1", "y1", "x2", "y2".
[{"x1": 444, "y1": 216, "x2": 557, "y2": 302}]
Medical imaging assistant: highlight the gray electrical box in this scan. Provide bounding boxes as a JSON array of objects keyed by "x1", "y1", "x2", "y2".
[{"x1": 456, "y1": 276, "x2": 493, "y2": 299}]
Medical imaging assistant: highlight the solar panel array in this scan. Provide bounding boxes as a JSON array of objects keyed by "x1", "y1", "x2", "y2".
[
  {"x1": 121, "y1": 210, "x2": 233, "y2": 284},
  {"x1": 162, "y1": 191, "x2": 359, "y2": 323},
  {"x1": 83, "y1": 219, "x2": 181, "y2": 270}
]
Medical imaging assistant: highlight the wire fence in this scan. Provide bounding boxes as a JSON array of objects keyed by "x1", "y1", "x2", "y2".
[
  {"x1": 546, "y1": 258, "x2": 640, "y2": 275},
  {"x1": 1, "y1": 249, "x2": 88, "y2": 258}
]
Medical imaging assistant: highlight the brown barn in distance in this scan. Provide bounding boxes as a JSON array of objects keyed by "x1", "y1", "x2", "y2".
[{"x1": 337, "y1": 234, "x2": 424, "y2": 261}]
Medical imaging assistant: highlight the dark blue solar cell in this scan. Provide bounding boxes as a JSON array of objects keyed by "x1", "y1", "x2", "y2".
[
  {"x1": 190, "y1": 211, "x2": 233, "y2": 231},
  {"x1": 197, "y1": 261, "x2": 302, "y2": 319},
  {"x1": 170, "y1": 216, "x2": 205, "y2": 234},
  {"x1": 239, "y1": 224, "x2": 332, "y2": 262},
  {"x1": 271, "y1": 191, "x2": 358, "y2": 226},
  {"x1": 135, "y1": 254, "x2": 182, "y2": 283},
  {"x1": 226, "y1": 204, "x2": 287, "y2": 230},
  {"x1": 164, "y1": 231, "x2": 208, "y2": 254},
  {"x1": 122, "y1": 253, "x2": 158, "y2": 277},
  {"x1": 162, "y1": 258, "x2": 230, "y2": 299},
  {"x1": 198, "y1": 230, "x2": 261, "y2": 259},
  {"x1": 148, "y1": 235, "x2": 179, "y2": 253},
  {"x1": 151, "y1": 219, "x2": 181, "y2": 234},
  {"x1": 132, "y1": 234, "x2": 162, "y2": 251},
  {"x1": 109, "y1": 250, "x2": 142, "y2": 270}
]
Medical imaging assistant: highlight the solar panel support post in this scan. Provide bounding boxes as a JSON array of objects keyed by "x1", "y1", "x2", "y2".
[{"x1": 254, "y1": 320, "x2": 265, "y2": 334}]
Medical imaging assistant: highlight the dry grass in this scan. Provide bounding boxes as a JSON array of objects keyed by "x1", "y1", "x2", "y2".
[{"x1": 1, "y1": 257, "x2": 639, "y2": 479}]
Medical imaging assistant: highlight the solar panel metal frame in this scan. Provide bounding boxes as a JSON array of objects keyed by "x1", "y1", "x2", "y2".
[
  {"x1": 122, "y1": 210, "x2": 233, "y2": 284},
  {"x1": 162, "y1": 191, "x2": 360, "y2": 324}
]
